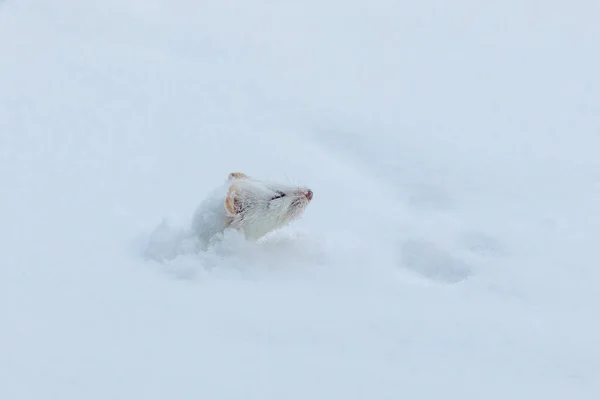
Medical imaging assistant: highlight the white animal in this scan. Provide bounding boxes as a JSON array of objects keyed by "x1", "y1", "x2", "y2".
[{"x1": 191, "y1": 172, "x2": 313, "y2": 246}]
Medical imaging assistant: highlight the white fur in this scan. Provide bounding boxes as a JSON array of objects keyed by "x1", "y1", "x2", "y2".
[{"x1": 191, "y1": 174, "x2": 312, "y2": 246}]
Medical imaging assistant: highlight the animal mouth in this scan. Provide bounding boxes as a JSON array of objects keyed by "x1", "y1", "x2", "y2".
[{"x1": 290, "y1": 190, "x2": 312, "y2": 209}]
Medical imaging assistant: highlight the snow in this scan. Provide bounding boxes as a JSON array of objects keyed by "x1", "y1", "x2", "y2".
[{"x1": 1, "y1": 0, "x2": 599, "y2": 398}]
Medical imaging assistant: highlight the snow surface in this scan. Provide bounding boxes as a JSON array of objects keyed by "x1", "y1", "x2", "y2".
[{"x1": 1, "y1": 0, "x2": 600, "y2": 399}]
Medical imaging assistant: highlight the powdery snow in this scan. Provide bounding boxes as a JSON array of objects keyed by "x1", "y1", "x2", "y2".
[{"x1": 1, "y1": 1, "x2": 599, "y2": 399}]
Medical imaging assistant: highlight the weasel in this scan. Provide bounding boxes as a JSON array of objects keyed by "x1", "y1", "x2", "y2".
[{"x1": 191, "y1": 172, "x2": 313, "y2": 245}]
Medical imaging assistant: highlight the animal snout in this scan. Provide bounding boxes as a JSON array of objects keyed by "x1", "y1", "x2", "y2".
[{"x1": 305, "y1": 189, "x2": 313, "y2": 201}]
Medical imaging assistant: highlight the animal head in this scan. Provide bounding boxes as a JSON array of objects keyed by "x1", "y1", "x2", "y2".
[{"x1": 224, "y1": 172, "x2": 313, "y2": 235}]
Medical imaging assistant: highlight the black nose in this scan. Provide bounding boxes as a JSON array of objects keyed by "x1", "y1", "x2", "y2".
[{"x1": 305, "y1": 189, "x2": 313, "y2": 201}]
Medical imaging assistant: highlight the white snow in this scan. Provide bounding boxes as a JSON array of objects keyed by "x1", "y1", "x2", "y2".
[{"x1": 1, "y1": 0, "x2": 599, "y2": 399}]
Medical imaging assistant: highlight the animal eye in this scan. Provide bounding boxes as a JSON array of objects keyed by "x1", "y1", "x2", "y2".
[{"x1": 270, "y1": 191, "x2": 286, "y2": 200}]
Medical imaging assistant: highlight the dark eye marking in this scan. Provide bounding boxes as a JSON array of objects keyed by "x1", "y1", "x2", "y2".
[{"x1": 270, "y1": 190, "x2": 286, "y2": 200}]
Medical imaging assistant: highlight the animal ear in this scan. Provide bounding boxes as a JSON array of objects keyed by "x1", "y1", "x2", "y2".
[
  {"x1": 224, "y1": 183, "x2": 243, "y2": 216},
  {"x1": 228, "y1": 172, "x2": 249, "y2": 180}
]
